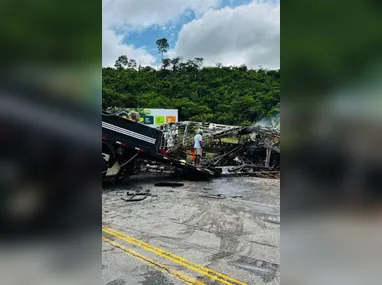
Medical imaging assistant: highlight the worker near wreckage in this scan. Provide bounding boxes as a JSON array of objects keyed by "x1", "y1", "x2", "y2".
[{"x1": 193, "y1": 130, "x2": 203, "y2": 166}]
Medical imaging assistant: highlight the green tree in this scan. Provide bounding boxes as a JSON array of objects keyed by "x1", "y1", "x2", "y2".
[
  {"x1": 127, "y1": 59, "x2": 137, "y2": 69},
  {"x1": 194, "y1": 57, "x2": 204, "y2": 68},
  {"x1": 171, "y1": 57, "x2": 182, "y2": 71},
  {"x1": 104, "y1": 54, "x2": 280, "y2": 126},
  {"x1": 114, "y1": 55, "x2": 128, "y2": 69},
  {"x1": 156, "y1": 38, "x2": 169, "y2": 61},
  {"x1": 162, "y1": 58, "x2": 171, "y2": 69}
]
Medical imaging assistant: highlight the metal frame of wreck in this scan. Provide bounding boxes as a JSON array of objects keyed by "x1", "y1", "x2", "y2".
[{"x1": 158, "y1": 121, "x2": 280, "y2": 178}]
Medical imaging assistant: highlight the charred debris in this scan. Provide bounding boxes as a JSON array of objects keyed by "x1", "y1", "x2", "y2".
[{"x1": 157, "y1": 121, "x2": 280, "y2": 179}]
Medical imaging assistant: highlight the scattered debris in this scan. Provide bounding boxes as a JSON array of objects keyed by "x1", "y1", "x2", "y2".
[
  {"x1": 154, "y1": 182, "x2": 184, "y2": 187},
  {"x1": 121, "y1": 190, "x2": 152, "y2": 202},
  {"x1": 144, "y1": 162, "x2": 174, "y2": 174},
  {"x1": 159, "y1": 121, "x2": 280, "y2": 179},
  {"x1": 199, "y1": 193, "x2": 227, "y2": 199}
]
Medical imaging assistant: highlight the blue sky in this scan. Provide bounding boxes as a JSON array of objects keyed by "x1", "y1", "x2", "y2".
[
  {"x1": 103, "y1": 0, "x2": 280, "y2": 69},
  {"x1": 124, "y1": 0, "x2": 259, "y2": 59}
]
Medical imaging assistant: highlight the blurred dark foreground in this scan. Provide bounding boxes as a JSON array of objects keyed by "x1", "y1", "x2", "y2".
[
  {"x1": 0, "y1": 70, "x2": 101, "y2": 285},
  {"x1": 282, "y1": 79, "x2": 382, "y2": 285},
  {"x1": 282, "y1": 0, "x2": 382, "y2": 284},
  {"x1": 0, "y1": 0, "x2": 101, "y2": 284},
  {"x1": 0, "y1": 75, "x2": 100, "y2": 235}
]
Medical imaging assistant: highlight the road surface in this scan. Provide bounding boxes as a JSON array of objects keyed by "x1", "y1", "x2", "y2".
[{"x1": 102, "y1": 175, "x2": 280, "y2": 285}]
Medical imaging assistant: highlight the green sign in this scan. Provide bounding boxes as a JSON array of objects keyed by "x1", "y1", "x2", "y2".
[{"x1": 155, "y1": 116, "x2": 165, "y2": 125}]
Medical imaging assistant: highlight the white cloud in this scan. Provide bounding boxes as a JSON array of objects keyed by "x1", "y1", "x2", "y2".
[
  {"x1": 102, "y1": 28, "x2": 155, "y2": 67},
  {"x1": 102, "y1": 0, "x2": 219, "y2": 67},
  {"x1": 166, "y1": 49, "x2": 178, "y2": 59},
  {"x1": 174, "y1": 2, "x2": 280, "y2": 69},
  {"x1": 102, "y1": 0, "x2": 280, "y2": 69},
  {"x1": 103, "y1": 0, "x2": 219, "y2": 29}
]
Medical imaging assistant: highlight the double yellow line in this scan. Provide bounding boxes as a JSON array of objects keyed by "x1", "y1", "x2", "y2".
[
  {"x1": 102, "y1": 226, "x2": 247, "y2": 285},
  {"x1": 102, "y1": 236, "x2": 203, "y2": 284}
]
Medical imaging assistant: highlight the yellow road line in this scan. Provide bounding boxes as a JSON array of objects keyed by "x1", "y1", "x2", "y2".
[
  {"x1": 103, "y1": 237, "x2": 205, "y2": 285},
  {"x1": 102, "y1": 226, "x2": 247, "y2": 285}
]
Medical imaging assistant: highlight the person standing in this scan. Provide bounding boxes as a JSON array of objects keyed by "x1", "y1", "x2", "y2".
[{"x1": 194, "y1": 130, "x2": 203, "y2": 166}]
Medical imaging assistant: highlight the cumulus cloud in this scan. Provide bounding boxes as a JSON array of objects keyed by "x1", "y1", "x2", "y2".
[
  {"x1": 103, "y1": 0, "x2": 218, "y2": 29},
  {"x1": 102, "y1": 28, "x2": 155, "y2": 68},
  {"x1": 102, "y1": 0, "x2": 219, "y2": 67},
  {"x1": 102, "y1": 0, "x2": 280, "y2": 69},
  {"x1": 174, "y1": 2, "x2": 280, "y2": 69}
]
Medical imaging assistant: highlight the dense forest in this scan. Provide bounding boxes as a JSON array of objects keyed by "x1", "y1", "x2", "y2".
[{"x1": 103, "y1": 54, "x2": 280, "y2": 126}]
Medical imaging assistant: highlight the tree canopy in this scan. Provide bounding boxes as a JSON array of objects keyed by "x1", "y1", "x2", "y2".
[
  {"x1": 103, "y1": 55, "x2": 280, "y2": 126},
  {"x1": 156, "y1": 38, "x2": 169, "y2": 61}
]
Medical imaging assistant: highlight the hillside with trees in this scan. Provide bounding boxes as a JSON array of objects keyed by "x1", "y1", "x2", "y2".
[{"x1": 103, "y1": 39, "x2": 280, "y2": 126}]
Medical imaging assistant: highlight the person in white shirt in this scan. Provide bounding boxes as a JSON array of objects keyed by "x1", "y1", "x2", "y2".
[{"x1": 194, "y1": 130, "x2": 203, "y2": 166}]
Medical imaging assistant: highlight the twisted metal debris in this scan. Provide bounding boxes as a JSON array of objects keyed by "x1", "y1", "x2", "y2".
[{"x1": 160, "y1": 121, "x2": 280, "y2": 179}]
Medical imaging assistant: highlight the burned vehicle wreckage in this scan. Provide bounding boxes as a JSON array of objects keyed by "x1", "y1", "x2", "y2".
[
  {"x1": 162, "y1": 121, "x2": 280, "y2": 179},
  {"x1": 102, "y1": 110, "x2": 280, "y2": 182}
]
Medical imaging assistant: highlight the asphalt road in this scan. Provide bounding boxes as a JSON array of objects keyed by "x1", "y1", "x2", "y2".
[{"x1": 102, "y1": 175, "x2": 280, "y2": 285}]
